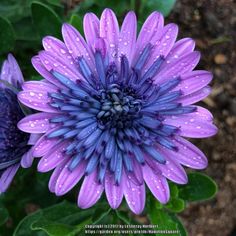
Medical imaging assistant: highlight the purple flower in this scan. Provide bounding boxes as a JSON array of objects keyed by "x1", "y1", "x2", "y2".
[
  {"x1": 18, "y1": 9, "x2": 217, "y2": 214},
  {"x1": 0, "y1": 54, "x2": 38, "y2": 193}
]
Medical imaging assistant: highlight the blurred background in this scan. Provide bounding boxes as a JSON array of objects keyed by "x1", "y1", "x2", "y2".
[{"x1": 0, "y1": 0, "x2": 235, "y2": 235}]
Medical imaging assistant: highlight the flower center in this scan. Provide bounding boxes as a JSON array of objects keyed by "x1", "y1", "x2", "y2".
[
  {"x1": 0, "y1": 89, "x2": 30, "y2": 171},
  {"x1": 97, "y1": 84, "x2": 142, "y2": 129}
]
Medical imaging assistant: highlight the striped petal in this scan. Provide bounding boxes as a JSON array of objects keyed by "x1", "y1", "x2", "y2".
[
  {"x1": 143, "y1": 164, "x2": 170, "y2": 203},
  {"x1": 135, "y1": 12, "x2": 164, "y2": 55},
  {"x1": 161, "y1": 38, "x2": 195, "y2": 68},
  {"x1": 20, "y1": 148, "x2": 34, "y2": 168},
  {"x1": 33, "y1": 131, "x2": 60, "y2": 157},
  {"x1": 118, "y1": 11, "x2": 137, "y2": 64},
  {"x1": 18, "y1": 112, "x2": 57, "y2": 133},
  {"x1": 177, "y1": 86, "x2": 211, "y2": 105},
  {"x1": 83, "y1": 13, "x2": 100, "y2": 49},
  {"x1": 105, "y1": 171, "x2": 123, "y2": 209},
  {"x1": 144, "y1": 23, "x2": 178, "y2": 72},
  {"x1": 100, "y1": 9, "x2": 119, "y2": 62},
  {"x1": 171, "y1": 136, "x2": 208, "y2": 169},
  {"x1": 123, "y1": 171, "x2": 145, "y2": 214},
  {"x1": 48, "y1": 158, "x2": 69, "y2": 193},
  {"x1": 62, "y1": 23, "x2": 94, "y2": 68},
  {"x1": 157, "y1": 149, "x2": 188, "y2": 184},
  {"x1": 78, "y1": 170, "x2": 104, "y2": 208},
  {"x1": 155, "y1": 51, "x2": 201, "y2": 83},
  {"x1": 31, "y1": 56, "x2": 63, "y2": 88},
  {"x1": 0, "y1": 164, "x2": 20, "y2": 193},
  {"x1": 37, "y1": 142, "x2": 69, "y2": 172},
  {"x1": 174, "y1": 70, "x2": 213, "y2": 96},
  {"x1": 163, "y1": 108, "x2": 217, "y2": 138},
  {"x1": 18, "y1": 90, "x2": 57, "y2": 113},
  {"x1": 39, "y1": 50, "x2": 81, "y2": 81},
  {"x1": 55, "y1": 161, "x2": 86, "y2": 196}
]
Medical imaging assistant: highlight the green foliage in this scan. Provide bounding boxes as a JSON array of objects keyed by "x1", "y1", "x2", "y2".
[
  {"x1": 31, "y1": 1, "x2": 62, "y2": 38},
  {"x1": 148, "y1": 207, "x2": 186, "y2": 236},
  {"x1": 0, "y1": 17, "x2": 15, "y2": 54},
  {"x1": 139, "y1": 0, "x2": 176, "y2": 18},
  {"x1": 69, "y1": 14, "x2": 84, "y2": 36},
  {"x1": 178, "y1": 173, "x2": 218, "y2": 202},
  {"x1": 13, "y1": 201, "x2": 113, "y2": 236},
  {"x1": 0, "y1": 206, "x2": 9, "y2": 227}
]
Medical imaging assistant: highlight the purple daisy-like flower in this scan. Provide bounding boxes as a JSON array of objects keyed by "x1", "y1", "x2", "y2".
[
  {"x1": 18, "y1": 9, "x2": 217, "y2": 214},
  {"x1": 0, "y1": 54, "x2": 38, "y2": 193}
]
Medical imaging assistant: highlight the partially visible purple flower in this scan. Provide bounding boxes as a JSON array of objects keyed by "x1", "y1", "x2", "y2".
[
  {"x1": 0, "y1": 54, "x2": 38, "y2": 193},
  {"x1": 18, "y1": 9, "x2": 217, "y2": 214}
]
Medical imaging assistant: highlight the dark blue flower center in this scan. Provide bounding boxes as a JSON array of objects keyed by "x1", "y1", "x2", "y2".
[
  {"x1": 48, "y1": 43, "x2": 196, "y2": 184},
  {"x1": 96, "y1": 84, "x2": 142, "y2": 129},
  {"x1": 0, "y1": 88, "x2": 29, "y2": 173}
]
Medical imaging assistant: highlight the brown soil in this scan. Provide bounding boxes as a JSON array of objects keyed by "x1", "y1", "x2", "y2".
[{"x1": 168, "y1": 0, "x2": 236, "y2": 235}]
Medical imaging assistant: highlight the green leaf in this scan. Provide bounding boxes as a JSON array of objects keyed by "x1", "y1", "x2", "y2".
[
  {"x1": 92, "y1": 205, "x2": 112, "y2": 224},
  {"x1": 13, "y1": 17, "x2": 39, "y2": 41},
  {"x1": 69, "y1": 14, "x2": 84, "y2": 36},
  {"x1": 169, "y1": 182, "x2": 179, "y2": 198},
  {"x1": 115, "y1": 210, "x2": 130, "y2": 224},
  {"x1": 170, "y1": 214, "x2": 188, "y2": 236},
  {"x1": 14, "y1": 201, "x2": 95, "y2": 236},
  {"x1": 31, "y1": 1, "x2": 61, "y2": 38},
  {"x1": 148, "y1": 208, "x2": 182, "y2": 236},
  {"x1": 140, "y1": 0, "x2": 176, "y2": 18},
  {"x1": 0, "y1": 16, "x2": 15, "y2": 54},
  {"x1": 13, "y1": 210, "x2": 42, "y2": 236},
  {"x1": 178, "y1": 173, "x2": 218, "y2": 202},
  {"x1": 165, "y1": 198, "x2": 185, "y2": 213},
  {"x1": 31, "y1": 220, "x2": 76, "y2": 236},
  {"x1": 0, "y1": 207, "x2": 9, "y2": 226},
  {"x1": 0, "y1": 0, "x2": 33, "y2": 23}
]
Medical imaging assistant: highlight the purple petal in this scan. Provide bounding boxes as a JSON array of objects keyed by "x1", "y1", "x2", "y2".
[
  {"x1": 143, "y1": 164, "x2": 170, "y2": 204},
  {"x1": 18, "y1": 112, "x2": 57, "y2": 134},
  {"x1": 18, "y1": 90, "x2": 57, "y2": 113},
  {"x1": 55, "y1": 161, "x2": 86, "y2": 196},
  {"x1": 0, "y1": 54, "x2": 24, "y2": 89},
  {"x1": 39, "y1": 50, "x2": 81, "y2": 81},
  {"x1": 126, "y1": 159, "x2": 144, "y2": 186},
  {"x1": 174, "y1": 70, "x2": 213, "y2": 96},
  {"x1": 123, "y1": 171, "x2": 145, "y2": 214},
  {"x1": 38, "y1": 142, "x2": 69, "y2": 172},
  {"x1": 48, "y1": 158, "x2": 69, "y2": 193},
  {"x1": 33, "y1": 132, "x2": 60, "y2": 157},
  {"x1": 161, "y1": 38, "x2": 195, "y2": 68},
  {"x1": 78, "y1": 171, "x2": 104, "y2": 209},
  {"x1": 177, "y1": 86, "x2": 211, "y2": 105},
  {"x1": 94, "y1": 38, "x2": 107, "y2": 57},
  {"x1": 118, "y1": 11, "x2": 137, "y2": 64},
  {"x1": 62, "y1": 23, "x2": 94, "y2": 68},
  {"x1": 32, "y1": 56, "x2": 64, "y2": 88},
  {"x1": 135, "y1": 12, "x2": 164, "y2": 56},
  {"x1": 144, "y1": 23, "x2": 178, "y2": 72},
  {"x1": 21, "y1": 148, "x2": 34, "y2": 168},
  {"x1": 28, "y1": 134, "x2": 42, "y2": 145},
  {"x1": 83, "y1": 13, "x2": 100, "y2": 49},
  {"x1": 105, "y1": 172, "x2": 123, "y2": 209},
  {"x1": 100, "y1": 9, "x2": 119, "y2": 62},
  {"x1": 155, "y1": 51, "x2": 201, "y2": 84},
  {"x1": 163, "y1": 108, "x2": 217, "y2": 138},
  {"x1": 171, "y1": 136, "x2": 208, "y2": 169},
  {"x1": 43, "y1": 36, "x2": 69, "y2": 57},
  {"x1": 0, "y1": 164, "x2": 20, "y2": 193},
  {"x1": 156, "y1": 149, "x2": 188, "y2": 184},
  {"x1": 22, "y1": 80, "x2": 57, "y2": 92}
]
